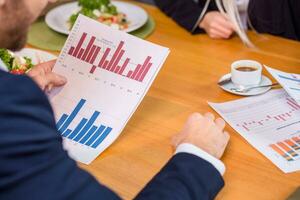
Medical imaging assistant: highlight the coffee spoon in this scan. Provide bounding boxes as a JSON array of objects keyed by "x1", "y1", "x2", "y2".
[{"x1": 230, "y1": 83, "x2": 280, "y2": 93}]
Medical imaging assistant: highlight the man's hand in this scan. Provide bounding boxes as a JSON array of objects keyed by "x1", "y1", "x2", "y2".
[
  {"x1": 27, "y1": 60, "x2": 67, "y2": 92},
  {"x1": 172, "y1": 113, "x2": 230, "y2": 159},
  {"x1": 199, "y1": 11, "x2": 235, "y2": 39}
]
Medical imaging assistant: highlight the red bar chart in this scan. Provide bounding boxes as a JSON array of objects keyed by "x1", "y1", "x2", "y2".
[
  {"x1": 236, "y1": 97, "x2": 300, "y2": 132},
  {"x1": 68, "y1": 32, "x2": 153, "y2": 82}
]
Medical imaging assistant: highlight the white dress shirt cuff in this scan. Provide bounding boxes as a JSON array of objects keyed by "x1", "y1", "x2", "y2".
[{"x1": 175, "y1": 143, "x2": 226, "y2": 176}]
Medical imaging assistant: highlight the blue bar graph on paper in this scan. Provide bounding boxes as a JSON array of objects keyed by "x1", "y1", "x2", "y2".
[
  {"x1": 279, "y1": 75, "x2": 300, "y2": 83},
  {"x1": 68, "y1": 118, "x2": 88, "y2": 139},
  {"x1": 62, "y1": 129, "x2": 72, "y2": 137},
  {"x1": 59, "y1": 99, "x2": 86, "y2": 133},
  {"x1": 79, "y1": 125, "x2": 98, "y2": 144},
  {"x1": 86, "y1": 125, "x2": 106, "y2": 146},
  {"x1": 56, "y1": 99, "x2": 113, "y2": 148},
  {"x1": 92, "y1": 127, "x2": 112, "y2": 148},
  {"x1": 56, "y1": 114, "x2": 68, "y2": 129},
  {"x1": 74, "y1": 111, "x2": 100, "y2": 142}
]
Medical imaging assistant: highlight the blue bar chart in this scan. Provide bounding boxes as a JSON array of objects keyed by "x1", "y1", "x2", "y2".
[{"x1": 56, "y1": 99, "x2": 112, "y2": 149}]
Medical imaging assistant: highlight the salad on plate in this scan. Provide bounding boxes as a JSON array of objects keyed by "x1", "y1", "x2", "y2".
[
  {"x1": 0, "y1": 48, "x2": 34, "y2": 75},
  {"x1": 68, "y1": 0, "x2": 130, "y2": 31}
]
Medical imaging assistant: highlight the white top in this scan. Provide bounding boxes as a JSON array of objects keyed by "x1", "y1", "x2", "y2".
[{"x1": 176, "y1": 143, "x2": 226, "y2": 175}]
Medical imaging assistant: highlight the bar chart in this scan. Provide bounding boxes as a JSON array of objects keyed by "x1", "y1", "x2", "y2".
[
  {"x1": 270, "y1": 136, "x2": 300, "y2": 162},
  {"x1": 56, "y1": 99, "x2": 113, "y2": 149},
  {"x1": 68, "y1": 32, "x2": 153, "y2": 82},
  {"x1": 209, "y1": 89, "x2": 300, "y2": 172},
  {"x1": 50, "y1": 14, "x2": 169, "y2": 164},
  {"x1": 236, "y1": 97, "x2": 300, "y2": 132}
]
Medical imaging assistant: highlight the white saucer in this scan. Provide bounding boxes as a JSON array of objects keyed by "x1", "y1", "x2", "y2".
[{"x1": 218, "y1": 73, "x2": 272, "y2": 96}]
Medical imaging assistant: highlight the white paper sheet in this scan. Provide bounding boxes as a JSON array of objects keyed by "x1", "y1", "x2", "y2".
[
  {"x1": 266, "y1": 66, "x2": 300, "y2": 104},
  {"x1": 209, "y1": 89, "x2": 300, "y2": 173},
  {"x1": 48, "y1": 15, "x2": 170, "y2": 164}
]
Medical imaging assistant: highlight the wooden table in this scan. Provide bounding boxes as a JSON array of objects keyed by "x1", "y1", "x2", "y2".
[{"x1": 42, "y1": 1, "x2": 300, "y2": 199}]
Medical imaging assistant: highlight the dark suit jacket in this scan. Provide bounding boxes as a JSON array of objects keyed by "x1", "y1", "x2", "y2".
[
  {"x1": 0, "y1": 70, "x2": 224, "y2": 200},
  {"x1": 154, "y1": 0, "x2": 300, "y2": 41}
]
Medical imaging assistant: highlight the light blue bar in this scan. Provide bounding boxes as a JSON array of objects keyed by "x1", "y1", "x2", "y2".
[
  {"x1": 56, "y1": 114, "x2": 68, "y2": 130},
  {"x1": 59, "y1": 99, "x2": 86, "y2": 133},
  {"x1": 279, "y1": 75, "x2": 300, "y2": 82},
  {"x1": 74, "y1": 111, "x2": 100, "y2": 142},
  {"x1": 62, "y1": 129, "x2": 72, "y2": 137},
  {"x1": 92, "y1": 127, "x2": 112, "y2": 148},
  {"x1": 68, "y1": 118, "x2": 88, "y2": 139},
  {"x1": 79, "y1": 125, "x2": 98, "y2": 144},
  {"x1": 290, "y1": 87, "x2": 300, "y2": 91},
  {"x1": 85, "y1": 125, "x2": 106, "y2": 146}
]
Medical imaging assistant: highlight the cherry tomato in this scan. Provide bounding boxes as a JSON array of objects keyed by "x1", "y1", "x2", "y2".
[{"x1": 11, "y1": 69, "x2": 26, "y2": 75}]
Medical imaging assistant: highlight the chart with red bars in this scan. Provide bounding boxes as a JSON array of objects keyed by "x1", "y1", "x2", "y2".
[
  {"x1": 50, "y1": 14, "x2": 169, "y2": 164},
  {"x1": 68, "y1": 33, "x2": 154, "y2": 82},
  {"x1": 209, "y1": 89, "x2": 300, "y2": 173}
]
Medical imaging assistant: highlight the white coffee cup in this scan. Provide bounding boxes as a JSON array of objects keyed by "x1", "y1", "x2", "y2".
[{"x1": 231, "y1": 60, "x2": 262, "y2": 86}]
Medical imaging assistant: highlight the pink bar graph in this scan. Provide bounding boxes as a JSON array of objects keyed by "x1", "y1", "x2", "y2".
[
  {"x1": 98, "y1": 48, "x2": 111, "y2": 68},
  {"x1": 68, "y1": 33, "x2": 153, "y2": 82},
  {"x1": 139, "y1": 63, "x2": 153, "y2": 82},
  {"x1": 135, "y1": 56, "x2": 152, "y2": 80},
  {"x1": 127, "y1": 71, "x2": 133, "y2": 77},
  {"x1": 118, "y1": 58, "x2": 130, "y2": 75},
  {"x1": 78, "y1": 48, "x2": 85, "y2": 59},
  {"x1": 287, "y1": 98, "x2": 300, "y2": 109},
  {"x1": 90, "y1": 65, "x2": 97, "y2": 74},
  {"x1": 90, "y1": 47, "x2": 101, "y2": 64},
  {"x1": 73, "y1": 33, "x2": 87, "y2": 57},
  {"x1": 111, "y1": 50, "x2": 125, "y2": 72},
  {"x1": 107, "y1": 41, "x2": 125, "y2": 71},
  {"x1": 131, "y1": 64, "x2": 142, "y2": 79},
  {"x1": 83, "y1": 36, "x2": 96, "y2": 61},
  {"x1": 69, "y1": 47, "x2": 75, "y2": 55},
  {"x1": 86, "y1": 45, "x2": 96, "y2": 63}
]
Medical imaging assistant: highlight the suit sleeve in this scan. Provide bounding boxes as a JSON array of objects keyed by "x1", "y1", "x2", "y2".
[
  {"x1": 0, "y1": 71, "x2": 121, "y2": 200},
  {"x1": 134, "y1": 153, "x2": 224, "y2": 200},
  {"x1": 153, "y1": 0, "x2": 218, "y2": 34}
]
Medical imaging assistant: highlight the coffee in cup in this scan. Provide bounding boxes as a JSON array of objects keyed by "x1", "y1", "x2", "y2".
[{"x1": 231, "y1": 60, "x2": 262, "y2": 86}]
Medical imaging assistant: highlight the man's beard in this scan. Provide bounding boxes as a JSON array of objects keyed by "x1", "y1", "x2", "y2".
[{"x1": 0, "y1": 1, "x2": 33, "y2": 51}]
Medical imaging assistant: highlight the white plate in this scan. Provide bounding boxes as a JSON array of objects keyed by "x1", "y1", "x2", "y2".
[
  {"x1": 45, "y1": 1, "x2": 148, "y2": 35},
  {"x1": 14, "y1": 48, "x2": 57, "y2": 65},
  {"x1": 218, "y1": 73, "x2": 272, "y2": 96}
]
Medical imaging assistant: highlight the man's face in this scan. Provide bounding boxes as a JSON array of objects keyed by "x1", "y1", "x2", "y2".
[{"x1": 0, "y1": 0, "x2": 57, "y2": 50}]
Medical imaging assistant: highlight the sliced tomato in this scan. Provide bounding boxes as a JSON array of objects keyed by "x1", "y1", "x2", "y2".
[{"x1": 11, "y1": 69, "x2": 26, "y2": 75}]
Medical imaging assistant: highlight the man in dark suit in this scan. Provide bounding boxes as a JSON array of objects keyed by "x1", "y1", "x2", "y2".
[
  {"x1": 154, "y1": 0, "x2": 300, "y2": 41},
  {"x1": 0, "y1": 0, "x2": 230, "y2": 199}
]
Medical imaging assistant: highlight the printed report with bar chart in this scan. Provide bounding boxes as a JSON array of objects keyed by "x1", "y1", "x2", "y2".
[
  {"x1": 48, "y1": 15, "x2": 170, "y2": 164},
  {"x1": 209, "y1": 89, "x2": 300, "y2": 173},
  {"x1": 266, "y1": 66, "x2": 300, "y2": 104}
]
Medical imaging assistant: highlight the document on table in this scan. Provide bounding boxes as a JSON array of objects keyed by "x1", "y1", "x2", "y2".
[
  {"x1": 265, "y1": 66, "x2": 300, "y2": 104},
  {"x1": 48, "y1": 15, "x2": 170, "y2": 164},
  {"x1": 209, "y1": 89, "x2": 300, "y2": 173}
]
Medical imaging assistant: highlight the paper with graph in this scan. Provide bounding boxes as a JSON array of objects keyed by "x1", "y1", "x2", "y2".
[
  {"x1": 48, "y1": 15, "x2": 169, "y2": 164},
  {"x1": 266, "y1": 66, "x2": 300, "y2": 104},
  {"x1": 209, "y1": 89, "x2": 300, "y2": 173}
]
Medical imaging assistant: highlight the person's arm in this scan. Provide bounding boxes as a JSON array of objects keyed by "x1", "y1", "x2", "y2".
[
  {"x1": 0, "y1": 67, "x2": 121, "y2": 200},
  {"x1": 135, "y1": 113, "x2": 230, "y2": 200},
  {"x1": 153, "y1": 0, "x2": 215, "y2": 33}
]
